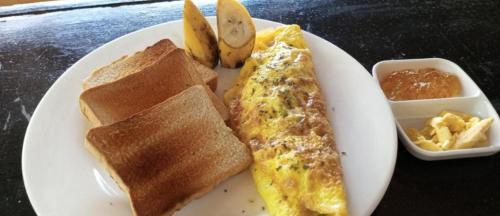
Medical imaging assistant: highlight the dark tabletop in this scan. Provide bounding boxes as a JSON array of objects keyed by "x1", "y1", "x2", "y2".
[{"x1": 1, "y1": 0, "x2": 500, "y2": 215}]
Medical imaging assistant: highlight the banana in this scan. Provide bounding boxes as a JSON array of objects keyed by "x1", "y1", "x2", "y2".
[
  {"x1": 183, "y1": 0, "x2": 219, "y2": 68},
  {"x1": 216, "y1": 0, "x2": 256, "y2": 68}
]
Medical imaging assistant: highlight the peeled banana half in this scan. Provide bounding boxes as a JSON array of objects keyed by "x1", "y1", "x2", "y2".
[{"x1": 217, "y1": 0, "x2": 256, "y2": 68}]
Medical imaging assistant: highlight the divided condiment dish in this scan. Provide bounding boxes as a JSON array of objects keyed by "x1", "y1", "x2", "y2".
[{"x1": 372, "y1": 58, "x2": 500, "y2": 160}]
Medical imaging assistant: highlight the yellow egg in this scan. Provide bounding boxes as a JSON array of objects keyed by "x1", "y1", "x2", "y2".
[{"x1": 225, "y1": 25, "x2": 348, "y2": 216}]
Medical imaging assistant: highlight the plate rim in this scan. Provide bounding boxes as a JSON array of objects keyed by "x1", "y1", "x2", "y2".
[{"x1": 22, "y1": 17, "x2": 397, "y2": 216}]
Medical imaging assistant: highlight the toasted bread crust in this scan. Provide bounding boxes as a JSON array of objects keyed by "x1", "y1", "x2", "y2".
[
  {"x1": 193, "y1": 61, "x2": 218, "y2": 91},
  {"x1": 79, "y1": 49, "x2": 228, "y2": 127},
  {"x1": 83, "y1": 39, "x2": 176, "y2": 90},
  {"x1": 86, "y1": 85, "x2": 252, "y2": 216},
  {"x1": 83, "y1": 39, "x2": 218, "y2": 91}
]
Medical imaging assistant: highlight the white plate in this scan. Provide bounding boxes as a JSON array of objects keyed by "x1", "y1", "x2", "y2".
[
  {"x1": 372, "y1": 58, "x2": 500, "y2": 160},
  {"x1": 22, "y1": 18, "x2": 397, "y2": 216}
]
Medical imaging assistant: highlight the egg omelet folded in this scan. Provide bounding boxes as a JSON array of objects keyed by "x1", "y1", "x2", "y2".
[{"x1": 224, "y1": 25, "x2": 348, "y2": 216}]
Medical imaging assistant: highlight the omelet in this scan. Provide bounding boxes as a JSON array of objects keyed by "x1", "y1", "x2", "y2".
[{"x1": 224, "y1": 25, "x2": 348, "y2": 216}]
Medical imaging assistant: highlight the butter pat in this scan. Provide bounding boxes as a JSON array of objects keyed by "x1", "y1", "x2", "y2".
[
  {"x1": 454, "y1": 118, "x2": 493, "y2": 149},
  {"x1": 406, "y1": 111, "x2": 493, "y2": 151}
]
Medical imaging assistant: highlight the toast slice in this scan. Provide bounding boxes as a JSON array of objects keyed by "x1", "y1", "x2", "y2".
[
  {"x1": 80, "y1": 49, "x2": 228, "y2": 127},
  {"x1": 82, "y1": 39, "x2": 218, "y2": 91},
  {"x1": 85, "y1": 85, "x2": 252, "y2": 216},
  {"x1": 194, "y1": 61, "x2": 218, "y2": 91}
]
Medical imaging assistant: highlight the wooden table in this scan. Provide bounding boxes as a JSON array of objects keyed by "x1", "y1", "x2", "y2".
[{"x1": 1, "y1": 0, "x2": 500, "y2": 215}]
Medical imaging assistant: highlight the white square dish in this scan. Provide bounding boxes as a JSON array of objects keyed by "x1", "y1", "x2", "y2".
[{"x1": 372, "y1": 58, "x2": 500, "y2": 160}]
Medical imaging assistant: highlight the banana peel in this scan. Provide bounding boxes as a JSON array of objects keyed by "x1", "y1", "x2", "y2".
[
  {"x1": 184, "y1": 0, "x2": 219, "y2": 68},
  {"x1": 216, "y1": 0, "x2": 256, "y2": 68}
]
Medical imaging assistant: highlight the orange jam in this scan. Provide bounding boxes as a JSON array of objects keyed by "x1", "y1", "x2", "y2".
[{"x1": 380, "y1": 68, "x2": 462, "y2": 101}]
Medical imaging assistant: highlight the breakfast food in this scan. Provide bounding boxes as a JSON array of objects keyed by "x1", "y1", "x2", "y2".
[
  {"x1": 83, "y1": 39, "x2": 218, "y2": 91},
  {"x1": 224, "y1": 25, "x2": 348, "y2": 215},
  {"x1": 194, "y1": 61, "x2": 219, "y2": 91},
  {"x1": 86, "y1": 85, "x2": 252, "y2": 216},
  {"x1": 184, "y1": 0, "x2": 219, "y2": 68},
  {"x1": 80, "y1": 49, "x2": 228, "y2": 126},
  {"x1": 216, "y1": 0, "x2": 256, "y2": 68},
  {"x1": 380, "y1": 68, "x2": 462, "y2": 100},
  {"x1": 406, "y1": 110, "x2": 493, "y2": 151},
  {"x1": 83, "y1": 39, "x2": 175, "y2": 89},
  {"x1": 80, "y1": 4, "x2": 350, "y2": 215}
]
